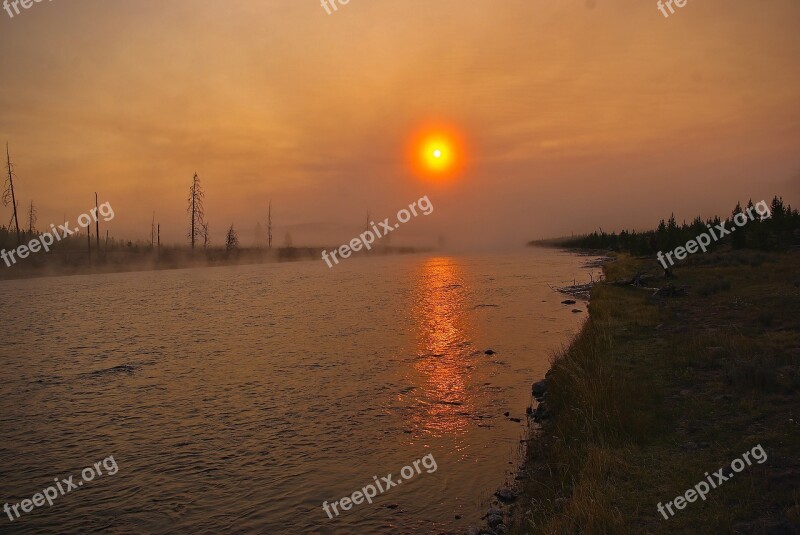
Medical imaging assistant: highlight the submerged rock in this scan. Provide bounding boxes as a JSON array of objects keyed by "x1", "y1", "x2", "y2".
[
  {"x1": 484, "y1": 349, "x2": 496, "y2": 355},
  {"x1": 561, "y1": 299, "x2": 577, "y2": 305}
]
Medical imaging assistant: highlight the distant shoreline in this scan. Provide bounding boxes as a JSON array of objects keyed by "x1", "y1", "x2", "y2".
[{"x1": 0, "y1": 245, "x2": 427, "y2": 282}]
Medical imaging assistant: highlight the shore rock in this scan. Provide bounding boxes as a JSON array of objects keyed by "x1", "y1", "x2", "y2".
[
  {"x1": 487, "y1": 514, "x2": 504, "y2": 528},
  {"x1": 495, "y1": 488, "x2": 518, "y2": 503},
  {"x1": 534, "y1": 404, "x2": 551, "y2": 422},
  {"x1": 532, "y1": 380, "x2": 547, "y2": 398}
]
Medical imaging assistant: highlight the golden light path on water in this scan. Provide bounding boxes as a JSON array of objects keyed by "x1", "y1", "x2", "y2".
[{"x1": 407, "y1": 257, "x2": 474, "y2": 440}]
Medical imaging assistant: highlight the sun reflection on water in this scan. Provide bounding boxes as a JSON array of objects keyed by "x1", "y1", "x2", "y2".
[{"x1": 403, "y1": 257, "x2": 476, "y2": 438}]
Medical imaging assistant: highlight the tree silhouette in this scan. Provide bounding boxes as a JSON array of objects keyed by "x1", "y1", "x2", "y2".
[
  {"x1": 551, "y1": 196, "x2": 799, "y2": 254},
  {"x1": 3, "y1": 143, "x2": 21, "y2": 245},
  {"x1": 202, "y1": 222, "x2": 210, "y2": 248},
  {"x1": 267, "y1": 201, "x2": 273, "y2": 249},
  {"x1": 225, "y1": 224, "x2": 239, "y2": 251},
  {"x1": 27, "y1": 200, "x2": 37, "y2": 234},
  {"x1": 187, "y1": 173, "x2": 205, "y2": 249}
]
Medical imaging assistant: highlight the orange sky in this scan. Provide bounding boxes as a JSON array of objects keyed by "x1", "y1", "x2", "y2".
[{"x1": 1, "y1": 0, "x2": 799, "y2": 248}]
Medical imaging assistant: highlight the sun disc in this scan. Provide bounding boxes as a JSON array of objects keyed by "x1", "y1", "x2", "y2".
[{"x1": 406, "y1": 123, "x2": 467, "y2": 181}]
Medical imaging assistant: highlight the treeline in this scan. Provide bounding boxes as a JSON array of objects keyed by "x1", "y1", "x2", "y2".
[
  {"x1": 0, "y1": 224, "x2": 139, "y2": 254},
  {"x1": 538, "y1": 196, "x2": 800, "y2": 255}
]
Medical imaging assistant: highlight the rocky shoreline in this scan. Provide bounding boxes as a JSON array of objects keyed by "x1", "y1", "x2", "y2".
[
  {"x1": 462, "y1": 375, "x2": 552, "y2": 535},
  {"x1": 462, "y1": 273, "x2": 595, "y2": 535}
]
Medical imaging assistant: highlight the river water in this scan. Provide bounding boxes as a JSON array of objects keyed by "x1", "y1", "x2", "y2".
[{"x1": 0, "y1": 249, "x2": 597, "y2": 534}]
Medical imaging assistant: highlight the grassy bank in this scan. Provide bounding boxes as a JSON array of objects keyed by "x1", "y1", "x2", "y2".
[{"x1": 512, "y1": 249, "x2": 800, "y2": 534}]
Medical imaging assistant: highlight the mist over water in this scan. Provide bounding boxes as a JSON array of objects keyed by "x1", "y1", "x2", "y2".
[{"x1": 0, "y1": 249, "x2": 597, "y2": 534}]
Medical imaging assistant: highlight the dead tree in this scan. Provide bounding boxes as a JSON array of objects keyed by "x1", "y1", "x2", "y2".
[
  {"x1": 94, "y1": 192, "x2": 100, "y2": 254},
  {"x1": 267, "y1": 201, "x2": 273, "y2": 250},
  {"x1": 225, "y1": 224, "x2": 239, "y2": 251},
  {"x1": 26, "y1": 200, "x2": 37, "y2": 234},
  {"x1": 187, "y1": 173, "x2": 205, "y2": 249},
  {"x1": 3, "y1": 143, "x2": 21, "y2": 245}
]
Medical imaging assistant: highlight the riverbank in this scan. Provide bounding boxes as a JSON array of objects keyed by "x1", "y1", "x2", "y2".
[{"x1": 509, "y1": 249, "x2": 799, "y2": 533}]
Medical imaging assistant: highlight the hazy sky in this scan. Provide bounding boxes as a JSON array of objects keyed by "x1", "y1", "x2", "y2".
[{"x1": 1, "y1": 0, "x2": 799, "y2": 248}]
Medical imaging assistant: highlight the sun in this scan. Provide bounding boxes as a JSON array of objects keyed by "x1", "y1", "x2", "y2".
[
  {"x1": 421, "y1": 137, "x2": 453, "y2": 173},
  {"x1": 408, "y1": 123, "x2": 466, "y2": 180}
]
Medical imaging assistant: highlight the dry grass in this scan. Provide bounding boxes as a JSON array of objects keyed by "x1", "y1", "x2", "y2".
[{"x1": 511, "y1": 249, "x2": 800, "y2": 534}]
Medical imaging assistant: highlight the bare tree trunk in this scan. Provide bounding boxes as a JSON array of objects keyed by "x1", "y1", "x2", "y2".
[
  {"x1": 191, "y1": 176, "x2": 196, "y2": 250},
  {"x1": 5, "y1": 143, "x2": 21, "y2": 246},
  {"x1": 27, "y1": 200, "x2": 36, "y2": 233},
  {"x1": 268, "y1": 201, "x2": 273, "y2": 250},
  {"x1": 87, "y1": 228, "x2": 91, "y2": 260},
  {"x1": 94, "y1": 192, "x2": 100, "y2": 255},
  {"x1": 187, "y1": 173, "x2": 204, "y2": 250}
]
